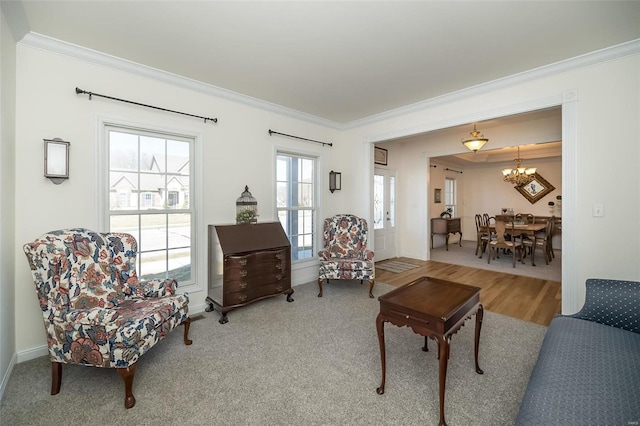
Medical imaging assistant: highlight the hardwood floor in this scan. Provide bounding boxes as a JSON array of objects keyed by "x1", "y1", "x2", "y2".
[{"x1": 375, "y1": 257, "x2": 561, "y2": 326}]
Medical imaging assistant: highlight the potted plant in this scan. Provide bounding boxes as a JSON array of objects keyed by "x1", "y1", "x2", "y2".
[
  {"x1": 440, "y1": 207, "x2": 453, "y2": 218},
  {"x1": 236, "y1": 209, "x2": 257, "y2": 224}
]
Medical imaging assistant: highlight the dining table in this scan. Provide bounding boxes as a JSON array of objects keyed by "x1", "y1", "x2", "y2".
[{"x1": 480, "y1": 222, "x2": 547, "y2": 266}]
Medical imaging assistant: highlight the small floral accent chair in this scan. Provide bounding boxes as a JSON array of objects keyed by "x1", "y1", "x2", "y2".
[
  {"x1": 23, "y1": 228, "x2": 192, "y2": 409},
  {"x1": 317, "y1": 214, "x2": 375, "y2": 298}
]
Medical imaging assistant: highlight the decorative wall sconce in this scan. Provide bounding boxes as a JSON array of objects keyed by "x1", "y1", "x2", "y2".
[
  {"x1": 329, "y1": 170, "x2": 341, "y2": 193},
  {"x1": 44, "y1": 138, "x2": 70, "y2": 184}
]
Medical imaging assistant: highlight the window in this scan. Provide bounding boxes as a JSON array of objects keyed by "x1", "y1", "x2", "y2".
[
  {"x1": 373, "y1": 174, "x2": 384, "y2": 230},
  {"x1": 105, "y1": 125, "x2": 195, "y2": 284},
  {"x1": 444, "y1": 177, "x2": 457, "y2": 217},
  {"x1": 143, "y1": 192, "x2": 153, "y2": 207},
  {"x1": 389, "y1": 176, "x2": 395, "y2": 227},
  {"x1": 276, "y1": 152, "x2": 316, "y2": 261},
  {"x1": 374, "y1": 170, "x2": 395, "y2": 230},
  {"x1": 168, "y1": 191, "x2": 179, "y2": 207}
]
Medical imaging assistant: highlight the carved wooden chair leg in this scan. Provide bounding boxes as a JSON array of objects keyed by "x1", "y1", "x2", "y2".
[
  {"x1": 182, "y1": 317, "x2": 193, "y2": 345},
  {"x1": 317, "y1": 278, "x2": 323, "y2": 297},
  {"x1": 51, "y1": 361, "x2": 62, "y2": 395},
  {"x1": 117, "y1": 364, "x2": 137, "y2": 409},
  {"x1": 369, "y1": 279, "x2": 375, "y2": 298}
]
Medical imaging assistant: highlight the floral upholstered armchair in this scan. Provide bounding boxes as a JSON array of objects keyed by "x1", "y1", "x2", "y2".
[
  {"x1": 317, "y1": 214, "x2": 375, "y2": 298},
  {"x1": 23, "y1": 228, "x2": 192, "y2": 409}
]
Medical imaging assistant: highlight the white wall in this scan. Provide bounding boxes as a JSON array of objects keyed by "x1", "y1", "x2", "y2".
[
  {"x1": 5, "y1": 30, "x2": 640, "y2": 376},
  {"x1": 0, "y1": 6, "x2": 17, "y2": 400},
  {"x1": 430, "y1": 157, "x2": 563, "y2": 247},
  {"x1": 343, "y1": 51, "x2": 640, "y2": 316},
  {"x1": 12, "y1": 43, "x2": 344, "y2": 360}
]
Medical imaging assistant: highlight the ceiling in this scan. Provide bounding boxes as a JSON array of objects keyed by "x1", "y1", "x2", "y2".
[
  {"x1": 379, "y1": 106, "x2": 564, "y2": 165},
  {"x1": 5, "y1": 1, "x2": 640, "y2": 125}
]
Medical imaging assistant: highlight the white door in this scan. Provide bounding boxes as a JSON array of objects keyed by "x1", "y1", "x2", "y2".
[{"x1": 373, "y1": 168, "x2": 397, "y2": 261}]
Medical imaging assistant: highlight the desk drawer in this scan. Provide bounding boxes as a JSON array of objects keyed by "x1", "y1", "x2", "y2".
[
  {"x1": 224, "y1": 272, "x2": 290, "y2": 293},
  {"x1": 381, "y1": 305, "x2": 442, "y2": 333},
  {"x1": 224, "y1": 282, "x2": 291, "y2": 306}
]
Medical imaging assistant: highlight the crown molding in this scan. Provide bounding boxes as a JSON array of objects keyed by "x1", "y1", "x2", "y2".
[
  {"x1": 345, "y1": 38, "x2": 640, "y2": 130},
  {"x1": 19, "y1": 33, "x2": 639, "y2": 131},
  {"x1": 19, "y1": 32, "x2": 342, "y2": 130}
]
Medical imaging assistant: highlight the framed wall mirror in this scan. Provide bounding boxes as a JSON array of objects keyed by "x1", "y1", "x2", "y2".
[{"x1": 515, "y1": 173, "x2": 555, "y2": 204}]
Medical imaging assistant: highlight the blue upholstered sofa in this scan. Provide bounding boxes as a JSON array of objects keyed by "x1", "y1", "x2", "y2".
[{"x1": 516, "y1": 278, "x2": 640, "y2": 425}]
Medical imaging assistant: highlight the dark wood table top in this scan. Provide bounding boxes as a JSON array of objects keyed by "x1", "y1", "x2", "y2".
[{"x1": 378, "y1": 277, "x2": 481, "y2": 322}]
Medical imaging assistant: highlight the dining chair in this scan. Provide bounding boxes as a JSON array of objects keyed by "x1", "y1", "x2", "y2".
[
  {"x1": 475, "y1": 214, "x2": 487, "y2": 256},
  {"x1": 476, "y1": 214, "x2": 495, "y2": 258},
  {"x1": 547, "y1": 217, "x2": 556, "y2": 260},
  {"x1": 488, "y1": 219, "x2": 525, "y2": 267},
  {"x1": 522, "y1": 218, "x2": 553, "y2": 265},
  {"x1": 516, "y1": 213, "x2": 536, "y2": 250},
  {"x1": 516, "y1": 213, "x2": 535, "y2": 224}
]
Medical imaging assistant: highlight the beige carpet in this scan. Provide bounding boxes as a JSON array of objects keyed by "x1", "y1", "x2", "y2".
[
  {"x1": 1, "y1": 281, "x2": 546, "y2": 426},
  {"x1": 430, "y1": 239, "x2": 561, "y2": 282}
]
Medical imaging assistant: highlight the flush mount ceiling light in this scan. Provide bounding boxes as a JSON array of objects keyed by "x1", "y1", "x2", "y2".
[
  {"x1": 461, "y1": 124, "x2": 488, "y2": 152},
  {"x1": 501, "y1": 146, "x2": 537, "y2": 186}
]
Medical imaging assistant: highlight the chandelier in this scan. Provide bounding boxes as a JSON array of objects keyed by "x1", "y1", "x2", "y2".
[
  {"x1": 461, "y1": 124, "x2": 488, "y2": 152},
  {"x1": 501, "y1": 146, "x2": 537, "y2": 185}
]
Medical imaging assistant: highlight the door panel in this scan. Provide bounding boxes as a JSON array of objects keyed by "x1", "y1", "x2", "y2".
[{"x1": 373, "y1": 168, "x2": 396, "y2": 261}]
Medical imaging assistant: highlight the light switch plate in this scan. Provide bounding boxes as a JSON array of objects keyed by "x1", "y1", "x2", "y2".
[{"x1": 593, "y1": 204, "x2": 604, "y2": 217}]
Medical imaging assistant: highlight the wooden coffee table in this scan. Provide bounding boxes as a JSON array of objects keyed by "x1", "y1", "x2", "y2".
[{"x1": 375, "y1": 277, "x2": 484, "y2": 426}]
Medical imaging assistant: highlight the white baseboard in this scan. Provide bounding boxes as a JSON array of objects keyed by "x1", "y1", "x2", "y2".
[
  {"x1": 0, "y1": 352, "x2": 17, "y2": 403},
  {"x1": 16, "y1": 344, "x2": 48, "y2": 363}
]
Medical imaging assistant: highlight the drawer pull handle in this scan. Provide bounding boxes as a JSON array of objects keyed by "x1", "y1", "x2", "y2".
[
  {"x1": 276, "y1": 264, "x2": 282, "y2": 270},
  {"x1": 239, "y1": 281, "x2": 247, "y2": 289},
  {"x1": 239, "y1": 270, "x2": 247, "y2": 277},
  {"x1": 275, "y1": 285, "x2": 283, "y2": 292},
  {"x1": 275, "y1": 274, "x2": 282, "y2": 280},
  {"x1": 238, "y1": 293, "x2": 247, "y2": 302},
  {"x1": 406, "y1": 315, "x2": 410, "y2": 319},
  {"x1": 275, "y1": 253, "x2": 284, "y2": 259},
  {"x1": 239, "y1": 259, "x2": 248, "y2": 266}
]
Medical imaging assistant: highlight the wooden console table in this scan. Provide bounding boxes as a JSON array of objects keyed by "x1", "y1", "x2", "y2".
[
  {"x1": 431, "y1": 217, "x2": 462, "y2": 251},
  {"x1": 375, "y1": 277, "x2": 483, "y2": 426},
  {"x1": 205, "y1": 222, "x2": 294, "y2": 324}
]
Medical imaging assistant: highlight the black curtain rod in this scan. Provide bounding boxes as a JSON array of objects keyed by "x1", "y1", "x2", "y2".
[
  {"x1": 268, "y1": 129, "x2": 332, "y2": 147},
  {"x1": 75, "y1": 87, "x2": 218, "y2": 123},
  {"x1": 445, "y1": 167, "x2": 463, "y2": 174}
]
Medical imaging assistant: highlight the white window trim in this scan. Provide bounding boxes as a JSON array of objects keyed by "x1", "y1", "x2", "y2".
[
  {"x1": 97, "y1": 116, "x2": 204, "y2": 293},
  {"x1": 274, "y1": 146, "x2": 321, "y2": 264}
]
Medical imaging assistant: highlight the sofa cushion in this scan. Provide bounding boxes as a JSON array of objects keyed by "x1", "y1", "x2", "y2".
[
  {"x1": 570, "y1": 278, "x2": 640, "y2": 333},
  {"x1": 516, "y1": 316, "x2": 640, "y2": 425}
]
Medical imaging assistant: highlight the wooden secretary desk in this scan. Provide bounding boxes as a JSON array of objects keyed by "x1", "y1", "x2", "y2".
[{"x1": 205, "y1": 222, "x2": 294, "y2": 324}]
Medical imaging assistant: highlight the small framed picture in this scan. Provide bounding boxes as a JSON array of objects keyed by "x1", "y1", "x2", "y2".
[
  {"x1": 374, "y1": 147, "x2": 388, "y2": 165},
  {"x1": 434, "y1": 188, "x2": 442, "y2": 203}
]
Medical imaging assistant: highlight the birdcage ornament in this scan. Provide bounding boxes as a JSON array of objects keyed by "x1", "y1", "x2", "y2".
[{"x1": 236, "y1": 185, "x2": 258, "y2": 224}]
